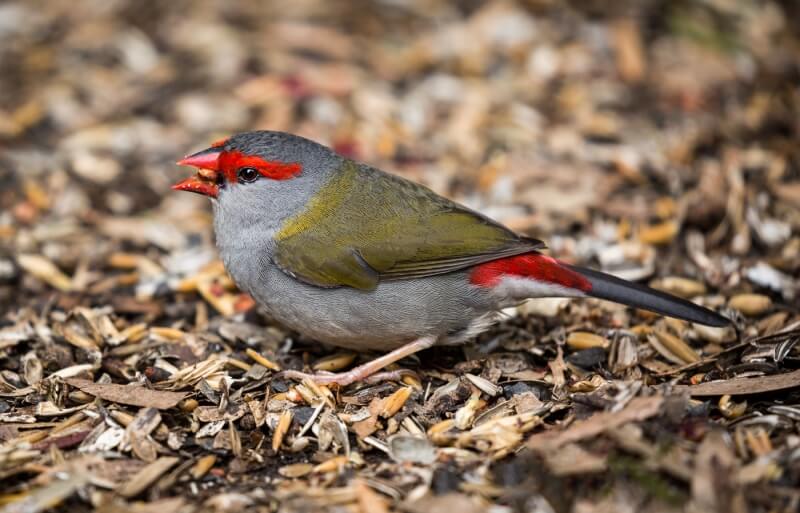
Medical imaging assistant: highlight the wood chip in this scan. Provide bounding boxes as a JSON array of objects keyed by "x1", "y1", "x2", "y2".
[
  {"x1": 17, "y1": 254, "x2": 73, "y2": 291},
  {"x1": 690, "y1": 431, "x2": 746, "y2": 513},
  {"x1": 612, "y1": 18, "x2": 645, "y2": 82},
  {"x1": 272, "y1": 409, "x2": 292, "y2": 452},
  {"x1": 65, "y1": 379, "x2": 187, "y2": 409},
  {"x1": 245, "y1": 348, "x2": 281, "y2": 371},
  {"x1": 126, "y1": 407, "x2": 162, "y2": 462},
  {"x1": 194, "y1": 403, "x2": 247, "y2": 423},
  {"x1": 0, "y1": 473, "x2": 87, "y2": 513},
  {"x1": 117, "y1": 456, "x2": 179, "y2": 498},
  {"x1": 676, "y1": 369, "x2": 800, "y2": 396},
  {"x1": 543, "y1": 443, "x2": 607, "y2": 476},
  {"x1": 4, "y1": 6, "x2": 800, "y2": 513},
  {"x1": 355, "y1": 479, "x2": 390, "y2": 513}
]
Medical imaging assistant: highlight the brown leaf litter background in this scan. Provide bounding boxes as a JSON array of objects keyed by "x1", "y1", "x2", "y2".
[{"x1": 1, "y1": 1, "x2": 800, "y2": 512}]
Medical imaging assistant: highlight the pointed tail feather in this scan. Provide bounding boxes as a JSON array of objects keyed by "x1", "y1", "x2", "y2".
[
  {"x1": 469, "y1": 253, "x2": 730, "y2": 327},
  {"x1": 565, "y1": 264, "x2": 730, "y2": 327}
]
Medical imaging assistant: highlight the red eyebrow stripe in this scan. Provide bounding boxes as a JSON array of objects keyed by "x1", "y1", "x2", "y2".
[{"x1": 217, "y1": 151, "x2": 302, "y2": 182}]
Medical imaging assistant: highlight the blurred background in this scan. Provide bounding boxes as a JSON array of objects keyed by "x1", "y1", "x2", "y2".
[{"x1": 1, "y1": 0, "x2": 799, "y2": 313}]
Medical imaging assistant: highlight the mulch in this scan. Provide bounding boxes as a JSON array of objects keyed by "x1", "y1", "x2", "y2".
[{"x1": 1, "y1": 1, "x2": 799, "y2": 512}]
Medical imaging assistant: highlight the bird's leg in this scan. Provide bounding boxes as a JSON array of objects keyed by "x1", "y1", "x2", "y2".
[
  {"x1": 363, "y1": 368, "x2": 419, "y2": 384},
  {"x1": 279, "y1": 336, "x2": 437, "y2": 386}
]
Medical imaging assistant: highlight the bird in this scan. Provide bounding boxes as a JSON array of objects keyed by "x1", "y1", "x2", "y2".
[{"x1": 173, "y1": 130, "x2": 729, "y2": 385}]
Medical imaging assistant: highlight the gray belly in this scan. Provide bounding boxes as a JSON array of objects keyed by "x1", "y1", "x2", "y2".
[{"x1": 241, "y1": 265, "x2": 495, "y2": 351}]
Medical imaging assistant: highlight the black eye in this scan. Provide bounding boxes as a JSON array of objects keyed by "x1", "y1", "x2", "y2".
[{"x1": 237, "y1": 167, "x2": 259, "y2": 184}]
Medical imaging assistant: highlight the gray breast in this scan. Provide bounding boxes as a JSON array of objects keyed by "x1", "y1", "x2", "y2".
[{"x1": 226, "y1": 248, "x2": 496, "y2": 351}]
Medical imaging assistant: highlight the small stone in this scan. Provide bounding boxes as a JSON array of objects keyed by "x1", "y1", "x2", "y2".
[
  {"x1": 431, "y1": 464, "x2": 463, "y2": 495},
  {"x1": 0, "y1": 259, "x2": 16, "y2": 281},
  {"x1": 270, "y1": 379, "x2": 290, "y2": 393},
  {"x1": 387, "y1": 434, "x2": 436, "y2": 464},
  {"x1": 566, "y1": 347, "x2": 607, "y2": 369},
  {"x1": 292, "y1": 406, "x2": 316, "y2": 427},
  {"x1": 503, "y1": 381, "x2": 550, "y2": 401},
  {"x1": 70, "y1": 150, "x2": 122, "y2": 184}
]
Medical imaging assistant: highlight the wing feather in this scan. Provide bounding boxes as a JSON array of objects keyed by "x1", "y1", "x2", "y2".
[{"x1": 273, "y1": 160, "x2": 543, "y2": 290}]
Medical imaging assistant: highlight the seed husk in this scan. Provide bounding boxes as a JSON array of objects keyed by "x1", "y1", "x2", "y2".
[
  {"x1": 693, "y1": 324, "x2": 736, "y2": 344},
  {"x1": 313, "y1": 455, "x2": 348, "y2": 473},
  {"x1": 272, "y1": 409, "x2": 293, "y2": 451},
  {"x1": 650, "y1": 331, "x2": 700, "y2": 364},
  {"x1": 729, "y1": 294, "x2": 772, "y2": 316},
  {"x1": 401, "y1": 374, "x2": 423, "y2": 390},
  {"x1": 149, "y1": 327, "x2": 186, "y2": 340},
  {"x1": 179, "y1": 399, "x2": 199, "y2": 413},
  {"x1": 566, "y1": 331, "x2": 608, "y2": 350},
  {"x1": 278, "y1": 462, "x2": 314, "y2": 478},
  {"x1": 380, "y1": 387, "x2": 412, "y2": 418},
  {"x1": 719, "y1": 394, "x2": 747, "y2": 419},
  {"x1": 427, "y1": 419, "x2": 455, "y2": 436},
  {"x1": 312, "y1": 352, "x2": 357, "y2": 372},
  {"x1": 638, "y1": 220, "x2": 679, "y2": 245},
  {"x1": 649, "y1": 276, "x2": 706, "y2": 298},
  {"x1": 190, "y1": 454, "x2": 217, "y2": 479},
  {"x1": 245, "y1": 348, "x2": 281, "y2": 371}
]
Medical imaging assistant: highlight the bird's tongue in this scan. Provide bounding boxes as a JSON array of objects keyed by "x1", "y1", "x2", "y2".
[{"x1": 173, "y1": 149, "x2": 222, "y2": 198}]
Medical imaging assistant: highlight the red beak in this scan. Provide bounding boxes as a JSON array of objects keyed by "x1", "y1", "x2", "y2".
[
  {"x1": 171, "y1": 176, "x2": 219, "y2": 197},
  {"x1": 173, "y1": 148, "x2": 222, "y2": 198},
  {"x1": 176, "y1": 149, "x2": 222, "y2": 170}
]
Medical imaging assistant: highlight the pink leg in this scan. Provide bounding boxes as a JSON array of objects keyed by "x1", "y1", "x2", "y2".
[{"x1": 279, "y1": 336, "x2": 437, "y2": 386}]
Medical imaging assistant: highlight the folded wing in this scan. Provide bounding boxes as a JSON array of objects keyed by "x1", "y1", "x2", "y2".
[{"x1": 273, "y1": 161, "x2": 543, "y2": 290}]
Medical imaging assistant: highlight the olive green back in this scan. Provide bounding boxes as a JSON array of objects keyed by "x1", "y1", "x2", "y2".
[{"x1": 273, "y1": 161, "x2": 543, "y2": 290}]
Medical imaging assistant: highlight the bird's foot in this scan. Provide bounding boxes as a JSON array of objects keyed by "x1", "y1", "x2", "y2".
[
  {"x1": 364, "y1": 369, "x2": 418, "y2": 384},
  {"x1": 277, "y1": 335, "x2": 437, "y2": 387},
  {"x1": 278, "y1": 368, "x2": 417, "y2": 386}
]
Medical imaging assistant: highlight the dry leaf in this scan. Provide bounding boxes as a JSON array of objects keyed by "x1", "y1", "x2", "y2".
[
  {"x1": 65, "y1": 379, "x2": 187, "y2": 409},
  {"x1": 528, "y1": 396, "x2": 664, "y2": 451}
]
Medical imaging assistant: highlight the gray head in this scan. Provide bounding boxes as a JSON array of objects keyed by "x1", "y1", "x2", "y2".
[
  {"x1": 173, "y1": 130, "x2": 343, "y2": 229},
  {"x1": 218, "y1": 131, "x2": 336, "y2": 169}
]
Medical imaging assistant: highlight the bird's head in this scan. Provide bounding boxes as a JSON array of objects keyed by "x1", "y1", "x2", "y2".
[{"x1": 173, "y1": 130, "x2": 334, "y2": 201}]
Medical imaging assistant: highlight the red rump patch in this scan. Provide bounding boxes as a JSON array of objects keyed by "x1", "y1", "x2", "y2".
[
  {"x1": 217, "y1": 150, "x2": 302, "y2": 182},
  {"x1": 470, "y1": 253, "x2": 592, "y2": 292}
]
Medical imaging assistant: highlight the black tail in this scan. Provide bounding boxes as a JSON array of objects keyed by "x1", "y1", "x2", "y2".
[{"x1": 566, "y1": 264, "x2": 730, "y2": 327}]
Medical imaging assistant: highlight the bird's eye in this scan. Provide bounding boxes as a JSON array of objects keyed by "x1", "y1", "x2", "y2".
[{"x1": 237, "y1": 167, "x2": 260, "y2": 184}]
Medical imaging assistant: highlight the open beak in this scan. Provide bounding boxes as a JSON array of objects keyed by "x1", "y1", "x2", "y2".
[{"x1": 173, "y1": 147, "x2": 223, "y2": 198}]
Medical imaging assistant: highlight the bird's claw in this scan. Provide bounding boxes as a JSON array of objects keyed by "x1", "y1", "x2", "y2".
[{"x1": 276, "y1": 368, "x2": 416, "y2": 387}]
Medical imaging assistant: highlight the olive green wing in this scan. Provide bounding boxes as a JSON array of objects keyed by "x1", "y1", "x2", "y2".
[{"x1": 272, "y1": 161, "x2": 544, "y2": 290}]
